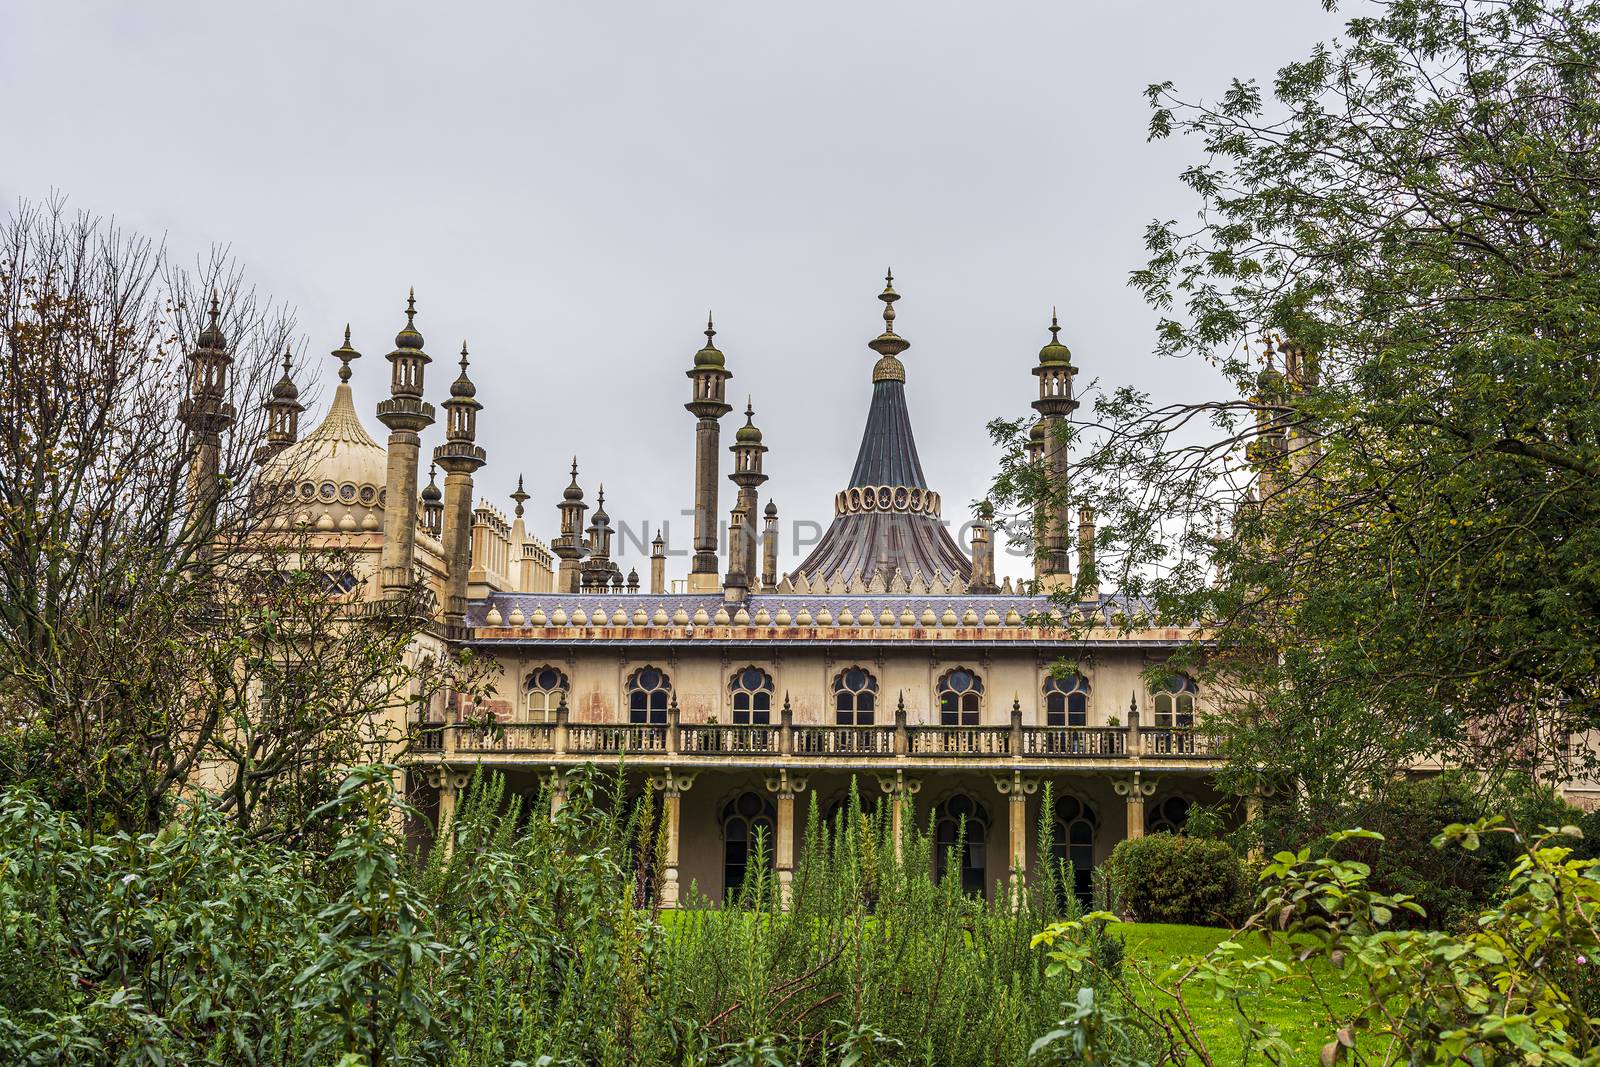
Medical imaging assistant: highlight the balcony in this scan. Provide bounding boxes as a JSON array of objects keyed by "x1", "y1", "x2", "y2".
[{"x1": 412, "y1": 706, "x2": 1220, "y2": 765}]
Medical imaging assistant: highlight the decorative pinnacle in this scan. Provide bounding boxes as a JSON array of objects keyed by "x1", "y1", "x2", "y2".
[
  {"x1": 745, "y1": 396, "x2": 754, "y2": 420},
  {"x1": 868, "y1": 268, "x2": 909, "y2": 360},
  {"x1": 406, "y1": 287, "x2": 417, "y2": 324},
  {"x1": 460, "y1": 341, "x2": 470, "y2": 371},
  {"x1": 281, "y1": 344, "x2": 293, "y2": 376},
  {"x1": 332, "y1": 325, "x2": 360, "y2": 382},
  {"x1": 571, "y1": 456, "x2": 579, "y2": 480},
  {"x1": 1050, "y1": 306, "x2": 1061, "y2": 341},
  {"x1": 706, "y1": 312, "x2": 715, "y2": 344},
  {"x1": 511, "y1": 474, "x2": 529, "y2": 517}
]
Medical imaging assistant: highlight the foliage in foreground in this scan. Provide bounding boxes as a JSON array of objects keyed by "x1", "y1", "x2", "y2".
[
  {"x1": 1105, "y1": 833, "x2": 1249, "y2": 927},
  {"x1": 0, "y1": 767, "x2": 1129, "y2": 1066},
  {"x1": 1037, "y1": 823, "x2": 1600, "y2": 1065}
]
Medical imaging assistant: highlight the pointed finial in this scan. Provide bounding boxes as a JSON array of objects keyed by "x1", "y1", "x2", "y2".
[
  {"x1": 281, "y1": 343, "x2": 293, "y2": 376},
  {"x1": 571, "y1": 456, "x2": 579, "y2": 479},
  {"x1": 406, "y1": 286, "x2": 417, "y2": 321},
  {"x1": 745, "y1": 396, "x2": 754, "y2": 420},
  {"x1": 511, "y1": 474, "x2": 528, "y2": 517},
  {"x1": 868, "y1": 269, "x2": 909, "y2": 369},
  {"x1": 706, "y1": 311, "x2": 715, "y2": 341},
  {"x1": 1050, "y1": 306, "x2": 1060, "y2": 340},
  {"x1": 332, "y1": 325, "x2": 361, "y2": 382},
  {"x1": 460, "y1": 340, "x2": 470, "y2": 371},
  {"x1": 596, "y1": 484, "x2": 605, "y2": 510}
]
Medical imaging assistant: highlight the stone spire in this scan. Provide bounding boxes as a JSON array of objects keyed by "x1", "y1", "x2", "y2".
[
  {"x1": 581, "y1": 484, "x2": 615, "y2": 592},
  {"x1": 511, "y1": 474, "x2": 528, "y2": 519},
  {"x1": 761, "y1": 500, "x2": 778, "y2": 591},
  {"x1": 724, "y1": 398, "x2": 767, "y2": 601},
  {"x1": 178, "y1": 291, "x2": 237, "y2": 531},
  {"x1": 685, "y1": 314, "x2": 732, "y2": 592},
  {"x1": 552, "y1": 457, "x2": 587, "y2": 593},
  {"x1": 650, "y1": 529, "x2": 667, "y2": 594},
  {"x1": 434, "y1": 341, "x2": 487, "y2": 626},
  {"x1": 969, "y1": 501, "x2": 998, "y2": 594},
  {"x1": 256, "y1": 342, "x2": 304, "y2": 466},
  {"x1": 377, "y1": 288, "x2": 436, "y2": 598},
  {"x1": 1030, "y1": 308, "x2": 1078, "y2": 592}
]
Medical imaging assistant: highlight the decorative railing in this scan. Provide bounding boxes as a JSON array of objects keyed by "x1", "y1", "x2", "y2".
[
  {"x1": 453, "y1": 723, "x2": 556, "y2": 754},
  {"x1": 908, "y1": 726, "x2": 1012, "y2": 757},
  {"x1": 568, "y1": 723, "x2": 668, "y2": 754},
  {"x1": 414, "y1": 719, "x2": 1220, "y2": 761},
  {"x1": 679, "y1": 724, "x2": 780, "y2": 755},
  {"x1": 1140, "y1": 729, "x2": 1216, "y2": 757},
  {"x1": 792, "y1": 725, "x2": 895, "y2": 756},
  {"x1": 1022, "y1": 727, "x2": 1127, "y2": 757}
]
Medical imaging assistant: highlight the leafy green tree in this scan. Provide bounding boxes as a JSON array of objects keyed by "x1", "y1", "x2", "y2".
[{"x1": 992, "y1": 0, "x2": 1600, "y2": 826}]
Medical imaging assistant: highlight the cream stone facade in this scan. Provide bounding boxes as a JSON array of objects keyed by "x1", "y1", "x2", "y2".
[{"x1": 224, "y1": 276, "x2": 1277, "y2": 904}]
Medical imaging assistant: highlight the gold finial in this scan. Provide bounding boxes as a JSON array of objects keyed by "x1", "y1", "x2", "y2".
[
  {"x1": 332, "y1": 325, "x2": 361, "y2": 382},
  {"x1": 511, "y1": 474, "x2": 528, "y2": 517},
  {"x1": 868, "y1": 268, "x2": 909, "y2": 372}
]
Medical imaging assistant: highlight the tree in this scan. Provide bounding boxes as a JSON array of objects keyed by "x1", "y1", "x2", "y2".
[
  {"x1": 0, "y1": 198, "x2": 445, "y2": 837},
  {"x1": 990, "y1": 0, "x2": 1600, "y2": 826}
]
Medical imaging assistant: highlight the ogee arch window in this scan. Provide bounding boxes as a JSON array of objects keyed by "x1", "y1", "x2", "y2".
[
  {"x1": 1044, "y1": 674, "x2": 1090, "y2": 727},
  {"x1": 524, "y1": 666, "x2": 569, "y2": 723},
  {"x1": 729, "y1": 666, "x2": 774, "y2": 725},
  {"x1": 722, "y1": 791, "x2": 776, "y2": 899},
  {"x1": 937, "y1": 668, "x2": 983, "y2": 726},
  {"x1": 1152, "y1": 674, "x2": 1198, "y2": 728},
  {"x1": 627, "y1": 666, "x2": 671, "y2": 725},
  {"x1": 834, "y1": 667, "x2": 878, "y2": 726}
]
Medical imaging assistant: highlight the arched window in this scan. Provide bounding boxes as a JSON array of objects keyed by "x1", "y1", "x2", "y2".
[
  {"x1": 524, "y1": 666, "x2": 569, "y2": 723},
  {"x1": 1147, "y1": 796, "x2": 1192, "y2": 836},
  {"x1": 834, "y1": 667, "x2": 878, "y2": 725},
  {"x1": 729, "y1": 666, "x2": 774, "y2": 725},
  {"x1": 938, "y1": 668, "x2": 983, "y2": 726},
  {"x1": 1051, "y1": 794, "x2": 1099, "y2": 906},
  {"x1": 1152, "y1": 674, "x2": 1198, "y2": 728},
  {"x1": 1044, "y1": 674, "x2": 1089, "y2": 727},
  {"x1": 933, "y1": 794, "x2": 989, "y2": 896},
  {"x1": 628, "y1": 666, "x2": 671, "y2": 725},
  {"x1": 722, "y1": 791, "x2": 776, "y2": 899}
]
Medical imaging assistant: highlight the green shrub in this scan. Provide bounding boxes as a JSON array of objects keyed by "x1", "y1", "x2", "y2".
[{"x1": 1106, "y1": 833, "x2": 1247, "y2": 925}]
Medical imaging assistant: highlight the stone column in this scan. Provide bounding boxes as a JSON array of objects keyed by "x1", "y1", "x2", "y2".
[
  {"x1": 761, "y1": 503, "x2": 778, "y2": 590},
  {"x1": 1114, "y1": 771, "x2": 1156, "y2": 842},
  {"x1": 439, "y1": 471, "x2": 475, "y2": 620},
  {"x1": 428, "y1": 767, "x2": 470, "y2": 859},
  {"x1": 995, "y1": 772, "x2": 1039, "y2": 897},
  {"x1": 877, "y1": 770, "x2": 922, "y2": 863},
  {"x1": 765, "y1": 769, "x2": 808, "y2": 907},
  {"x1": 546, "y1": 767, "x2": 569, "y2": 817},
  {"x1": 651, "y1": 769, "x2": 695, "y2": 908}
]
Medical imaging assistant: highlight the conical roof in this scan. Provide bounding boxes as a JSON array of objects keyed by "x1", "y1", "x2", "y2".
[{"x1": 790, "y1": 276, "x2": 971, "y2": 587}]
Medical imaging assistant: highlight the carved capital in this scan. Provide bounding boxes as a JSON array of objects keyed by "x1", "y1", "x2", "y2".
[
  {"x1": 649, "y1": 767, "x2": 697, "y2": 795},
  {"x1": 764, "y1": 769, "x2": 808, "y2": 796},
  {"x1": 1113, "y1": 771, "x2": 1157, "y2": 798},
  {"x1": 876, "y1": 770, "x2": 922, "y2": 796},
  {"x1": 994, "y1": 770, "x2": 1040, "y2": 796},
  {"x1": 426, "y1": 767, "x2": 470, "y2": 791}
]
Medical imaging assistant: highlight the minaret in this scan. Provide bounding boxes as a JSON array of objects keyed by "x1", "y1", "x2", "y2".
[
  {"x1": 552, "y1": 458, "x2": 587, "y2": 593},
  {"x1": 761, "y1": 501, "x2": 778, "y2": 591},
  {"x1": 685, "y1": 315, "x2": 732, "y2": 592},
  {"x1": 969, "y1": 501, "x2": 998, "y2": 593},
  {"x1": 1077, "y1": 506, "x2": 1098, "y2": 599},
  {"x1": 421, "y1": 465, "x2": 444, "y2": 539},
  {"x1": 434, "y1": 342, "x2": 487, "y2": 626},
  {"x1": 582, "y1": 486, "x2": 614, "y2": 592},
  {"x1": 255, "y1": 344, "x2": 303, "y2": 466},
  {"x1": 178, "y1": 292, "x2": 237, "y2": 531},
  {"x1": 1247, "y1": 335, "x2": 1290, "y2": 503},
  {"x1": 725, "y1": 399, "x2": 767, "y2": 602},
  {"x1": 1031, "y1": 309, "x2": 1078, "y2": 592},
  {"x1": 650, "y1": 530, "x2": 667, "y2": 594},
  {"x1": 377, "y1": 290, "x2": 436, "y2": 597}
]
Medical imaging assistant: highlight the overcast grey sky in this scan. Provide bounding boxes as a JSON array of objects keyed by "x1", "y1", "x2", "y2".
[{"x1": 2, "y1": 1, "x2": 1341, "y2": 582}]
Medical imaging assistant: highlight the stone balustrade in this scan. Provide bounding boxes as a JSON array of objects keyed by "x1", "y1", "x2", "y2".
[{"x1": 417, "y1": 702, "x2": 1221, "y2": 763}]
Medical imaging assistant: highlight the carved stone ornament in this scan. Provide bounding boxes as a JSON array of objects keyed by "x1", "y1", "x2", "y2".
[
  {"x1": 876, "y1": 770, "x2": 923, "y2": 795},
  {"x1": 649, "y1": 768, "x2": 697, "y2": 794},
  {"x1": 426, "y1": 768, "x2": 471, "y2": 791},
  {"x1": 993, "y1": 771, "x2": 1040, "y2": 796},
  {"x1": 1113, "y1": 772, "x2": 1157, "y2": 798},
  {"x1": 764, "y1": 769, "x2": 809, "y2": 795}
]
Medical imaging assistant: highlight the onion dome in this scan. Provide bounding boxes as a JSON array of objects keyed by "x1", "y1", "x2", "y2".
[
  {"x1": 563, "y1": 457, "x2": 584, "y2": 501},
  {"x1": 421, "y1": 464, "x2": 442, "y2": 504},
  {"x1": 393, "y1": 288, "x2": 425, "y2": 351},
  {"x1": 1029, "y1": 420, "x2": 1047, "y2": 447},
  {"x1": 735, "y1": 398, "x2": 763, "y2": 443},
  {"x1": 765, "y1": 500, "x2": 778, "y2": 518},
  {"x1": 693, "y1": 313, "x2": 725, "y2": 368},
  {"x1": 1038, "y1": 308, "x2": 1072, "y2": 367},
  {"x1": 271, "y1": 346, "x2": 300, "y2": 400},
  {"x1": 450, "y1": 342, "x2": 477, "y2": 397},
  {"x1": 262, "y1": 327, "x2": 389, "y2": 526},
  {"x1": 197, "y1": 291, "x2": 227, "y2": 351}
]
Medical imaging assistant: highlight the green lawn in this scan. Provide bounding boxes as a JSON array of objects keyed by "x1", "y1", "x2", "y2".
[{"x1": 1116, "y1": 923, "x2": 1368, "y2": 1065}]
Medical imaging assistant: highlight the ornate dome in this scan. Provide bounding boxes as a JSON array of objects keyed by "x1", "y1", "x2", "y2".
[
  {"x1": 1038, "y1": 310, "x2": 1072, "y2": 367},
  {"x1": 262, "y1": 375, "x2": 388, "y2": 530},
  {"x1": 693, "y1": 315, "x2": 725, "y2": 369}
]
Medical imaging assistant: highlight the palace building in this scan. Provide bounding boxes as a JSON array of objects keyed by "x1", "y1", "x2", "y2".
[{"x1": 240, "y1": 275, "x2": 1235, "y2": 905}]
